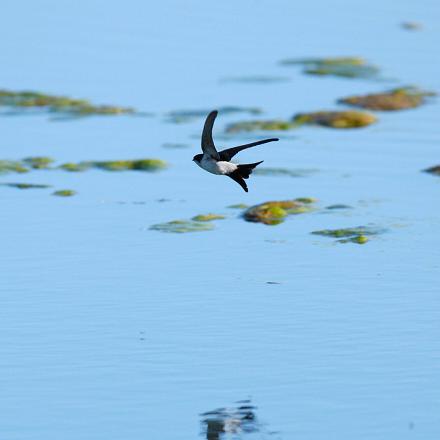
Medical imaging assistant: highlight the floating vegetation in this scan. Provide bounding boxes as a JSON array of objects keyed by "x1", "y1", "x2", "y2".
[
  {"x1": 53, "y1": 189, "x2": 76, "y2": 197},
  {"x1": 90, "y1": 159, "x2": 167, "y2": 172},
  {"x1": 339, "y1": 87, "x2": 436, "y2": 111},
  {"x1": 401, "y1": 21, "x2": 423, "y2": 31},
  {"x1": 254, "y1": 167, "x2": 318, "y2": 177},
  {"x1": 150, "y1": 219, "x2": 215, "y2": 233},
  {"x1": 311, "y1": 225, "x2": 384, "y2": 244},
  {"x1": 227, "y1": 203, "x2": 249, "y2": 209},
  {"x1": 226, "y1": 119, "x2": 295, "y2": 133},
  {"x1": 0, "y1": 160, "x2": 29, "y2": 174},
  {"x1": 280, "y1": 57, "x2": 380, "y2": 79},
  {"x1": 166, "y1": 106, "x2": 262, "y2": 123},
  {"x1": 58, "y1": 162, "x2": 90, "y2": 172},
  {"x1": 0, "y1": 89, "x2": 136, "y2": 118},
  {"x1": 22, "y1": 156, "x2": 54, "y2": 169},
  {"x1": 325, "y1": 204, "x2": 353, "y2": 210},
  {"x1": 192, "y1": 214, "x2": 226, "y2": 222},
  {"x1": 220, "y1": 75, "x2": 290, "y2": 84},
  {"x1": 292, "y1": 110, "x2": 377, "y2": 128},
  {"x1": 200, "y1": 400, "x2": 259, "y2": 440},
  {"x1": 424, "y1": 165, "x2": 440, "y2": 176},
  {"x1": 0, "y1": 182, "x2": 51, "y2": 189},
  {"x1": 243, "y1": 198, "x2": 316, "y2": 225}
]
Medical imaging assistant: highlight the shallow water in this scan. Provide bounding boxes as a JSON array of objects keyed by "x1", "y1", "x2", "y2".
[{"x1": 1, "y1": 1, "x2": 439, "y2": 439}]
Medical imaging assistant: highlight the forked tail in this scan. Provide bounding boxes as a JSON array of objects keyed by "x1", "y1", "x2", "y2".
[{"x1": 237, "y1": 160, "x2": 264, "y2": 179}]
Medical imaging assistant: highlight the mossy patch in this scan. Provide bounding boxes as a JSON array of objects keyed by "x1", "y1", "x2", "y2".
[
  {"x1": 22, "y1": 156, "x2": 54, "y2": 169},
  {"x1": 53, "y1": 189, "x2": 76, "y2": 197},
  {"x1": 0, "y1": 160, "x2": 29, "y2": 174},
  {"x1": 243, "y1": 198, "x2": 316, "y2": 225},
  {"x1": 0, "y1": 182, "x2": 51, "y2": 189},
  {"x1": 227, "y1": 203, "x2": 249, "y2": 209},
  {"x1": 226, "y1": 119, "x2": 295, "y2": 133},
  {"x1": 339, "y1": 87, "x2": 436, "y2": 111},
  {"x1": 59, "y1": 159, "x2": 167, "y2": 172},
  {"x1": 292, "y1": 110, "x2": 377, "y2": 128},
  {"x1": 280, "y1": 57, "x2": 379, "y2": 79},
  {"x1": 150, "y1": 220, "x2": 215, "y2": 233},
  {"x1": 192, "y1": 214, "x2": 226, "y2": 222},
  {"x1": 424, "y1": 165, "x2": 440, "y2": 175},
  {"x1": 0, "y1": 89, "x2": 136, "y2": 118},
  {"x1": 311, "y1": 226, "x2": 383, "y2": 244}
]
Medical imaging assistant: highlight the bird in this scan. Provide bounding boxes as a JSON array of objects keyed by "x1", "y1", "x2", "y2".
[{"x1": 192, "y1": 110, "x2": 279, "y2": 192}]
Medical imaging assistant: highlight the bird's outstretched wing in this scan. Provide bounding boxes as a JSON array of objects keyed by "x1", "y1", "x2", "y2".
[
  {"x1": 218, "y1": 138, "x2": 279, "y2": 162},
  {"x1": 201, "y1": 110, "x2": 220, "y2": 160}
]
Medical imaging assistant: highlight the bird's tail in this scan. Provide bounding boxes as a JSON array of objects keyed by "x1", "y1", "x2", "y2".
[{"x1": 237, "y1": 160, "x2": 264, "y2": 179}]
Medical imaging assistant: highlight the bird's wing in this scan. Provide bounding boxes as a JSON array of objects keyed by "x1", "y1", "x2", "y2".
[
  {"x1": 201, "y1": 110, "x2": 220, "y2": 160},
  {"x1": 218, "y1": 138, "x2": 279, "y2": 162}
]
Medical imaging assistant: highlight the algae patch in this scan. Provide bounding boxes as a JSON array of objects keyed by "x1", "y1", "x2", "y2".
[
  {"x1": 311, "y1": 226, "x2": 383, "y2": 244},
  {"x1": 0, "y1": 182, "x2": 51, "y2": 189},
  {"x1": 53, "y1": 189, "x2": 76, "y2": 197},
  {"x1": 292, "y1": 110, "x2": 377, "y2": 128},
  {"x1": 254, "y1": 167, "x2": 318, "y2": 178},
  {"x1": 280, "y1": 57, "x2": 380, "y2": 79},
  {"x1": 0, "y1": 89, "x2": 136, "y2": 118},
  {"x1": 226, "y1": 119, "x2": 295, "y2": 133},
  {"x1": 192, "y1": 214, "x2": 226, "y2": 222},
  {"x1": 227, "y1": 203, "x2": 249, "y2": 209},
  {"x1": 150, "y1": 220, "x2": 215, "y2": 233},
  {"x1": 0, "y1": 160, "x2": 29, "y2": 174},
  {"x1": 243, "y1": 198, "x2": 316, "y2": 225},
  {"x1": 339, "y1": 87, "x2": 436, "y2": 111},
  {"x1": 166, "y1": 106, "x2": 262, "y2": 123}
]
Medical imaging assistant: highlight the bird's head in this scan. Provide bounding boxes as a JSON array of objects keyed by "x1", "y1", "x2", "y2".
[{"x1": 192, "y1": 154, "x2": 203, "y2": 163}]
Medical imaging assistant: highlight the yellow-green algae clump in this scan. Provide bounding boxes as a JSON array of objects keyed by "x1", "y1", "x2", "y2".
[
  {"x1": 311, "y1": 226, "x2": 383, "y2": 244},
  {"x1": 243, "y1": 198, "x2": 316, "y2": 225},
  {"x1": 226, "y1": 120, "x2": 295, "y2": 133},
  {"x1": 53, "y1": 189, "x2": 76, "y2": 197},
  {"x1": 0, "y1": 89, "x2": 135, "y2": 117},
  {"x1": 192, "y1": 214, "x2": 226, "y2": 222},
  {"x1": 292, "y1": 110, "x2": 377, "y2": 128},
  {"x1": 22, "y1": 156, "x2": 54, "y2": 169},
  {"x1": 150, "y1": 220, "x2": 215, "y2": 233},
  {"x1": 59, "y1": 159, "x2": 167, "y2": 172},
  {"x1": 339, "y1": 87, "x2": 436, "y2": 111},
  {"x1": 0, "y1": 182, "x2": 51, "y2": 189},
  {"x1": 280, "y1": 57, "x2": 379, "y2": 79},
  {"x1": 0, "y1": 160, "x2": 29, "y2": 174}
]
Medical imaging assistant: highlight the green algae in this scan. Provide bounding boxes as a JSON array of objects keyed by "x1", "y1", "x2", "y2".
[
  {"x1": 253, "y1": 167, "x2": 318, "y2": 178},
  {"x1": 0, "y1": 182, "x2": 51, "y2": 189},
  {"x1": 22, "y1": 156, "x2": 54, "y2": 169},
  {"x1": 227, "y1": 203, "x2": 249, "y2": 209},
  {"x1": 220, "y1": 75, "x2": 290, "y2": 84},
  {"x1": 60, "y1": 159, "x2": 167, "y2": 172},
  {"x1": 339, "y1": 87, "x2": 436, "y2": 111},
  {"x1": 243, "y1": 198, "x2": 316, "y2": 225},
  {"x1": 0, "y1": 160, "x2": 29, "y2": 174},
  {"x1": 325, "y1": 204, "x2": 353, "y2": 210},
  {"x1": 292, "y1": 110, "x2": 377, "y2": 128},
  {"x1": 226, "y1": 119, "x2": 295, "y2": 133},
  {"x1": 192, "y1": 214, "x2": 226, "y2": 222},
  {"x1": 424, "y1": 165, "x2": 440, "y2": 176},
  {"x1": 0, "y1": 89, "x2": 136, "y2": 118},
  {"x1": 59, "y1": 162, "x2": 91, "y2": 172},
  {"x1": 311, "y1": 226, "x2": 383, "y2": 244},
  {"x1": 53, "y1": 189, "x2": 76, "y2": 197},
  {"x1": 280, "y1": 57, "x2": 380, "y2": 79},
  {"x1": 92, "y1": 159, "x2": 167, "y2": 172},
  {"x1": 150, "y1": 220, "x2": 215, "y2": 233}
]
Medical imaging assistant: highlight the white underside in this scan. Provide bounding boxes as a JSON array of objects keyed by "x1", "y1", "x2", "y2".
[{"x1": 198, "y1": 156, "x2": 237, "y2": 175}]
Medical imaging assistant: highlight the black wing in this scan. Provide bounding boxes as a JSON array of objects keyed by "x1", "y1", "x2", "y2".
[
  {"x1": 201, "y1": 110, "x2": 220, "y2": 160},
  {"x1": 218, "y1": 138, "x2": 279, "y2": 162}
]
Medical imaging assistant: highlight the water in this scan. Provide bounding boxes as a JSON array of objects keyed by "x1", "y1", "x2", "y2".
[{"x1": 1, "y1": 1, "x2": 439, "y2": 439}]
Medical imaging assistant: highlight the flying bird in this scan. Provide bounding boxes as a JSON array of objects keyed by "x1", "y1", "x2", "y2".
[{"x1": 192, "y1": 110, "x2": 279, "y2": 192}]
